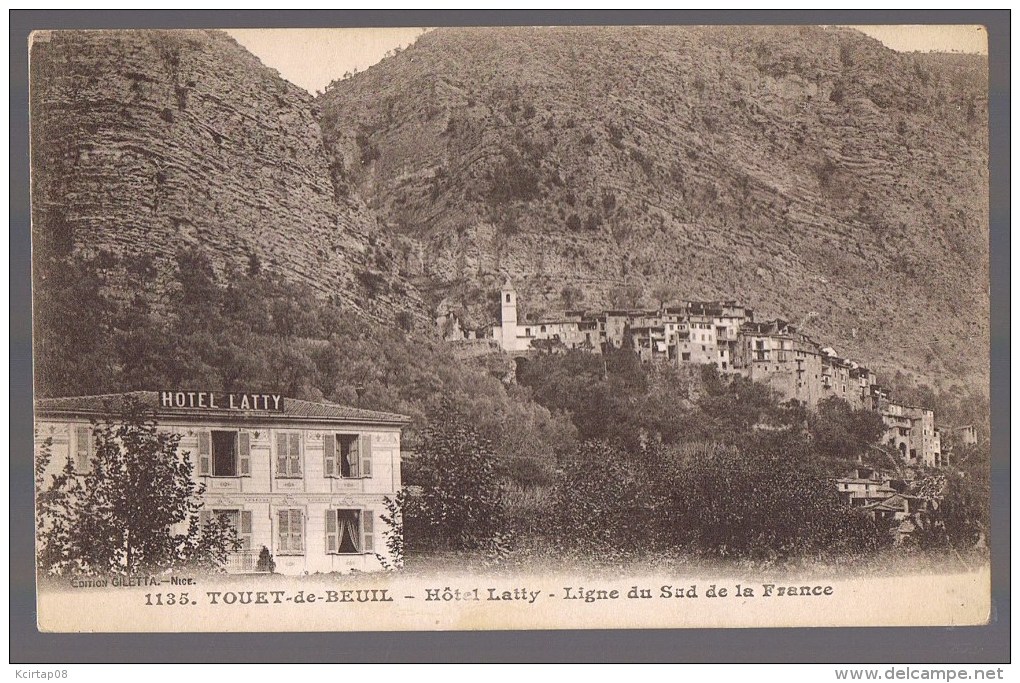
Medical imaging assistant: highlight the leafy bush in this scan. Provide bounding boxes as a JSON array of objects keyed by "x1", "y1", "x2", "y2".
[
  {"x1": 357, "y1": 269, "x2": 390, "y2": 296},
  {"x1": 487, "y1": 148, "x2": 542, "y2": 205},
  {"x1": 395, "y1": 310, "x2": 415, "y2": 332},
  {"x1": 551, "y1": 434, "x2": 893, "y2": 562},
  {"x1": 645, "y1": 441, "x2": 890, "y2": 560},
  {"x1": 355, "y1": 131, "x2": 380, "y2": 164},
  {"x1": 378, "y1": 490, "x2": 407, "y2": 569},
  {"x1": 553, "y1": 440, "x2": 643, "y2": 553},
  {"x1": 403, "y1": 404, "x2": 511, "y2": 554}
]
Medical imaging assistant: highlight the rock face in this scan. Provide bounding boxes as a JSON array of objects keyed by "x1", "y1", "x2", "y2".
[
  {"x1": 316, "y1": 25, "x2": 989, "y2": 388},
  {"x1": 30, "y1": 29, "x2": 422, "y2": 323}
]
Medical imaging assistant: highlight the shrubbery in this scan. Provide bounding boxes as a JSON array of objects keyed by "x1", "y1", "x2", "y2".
[
  {"x1": 402, "y1": 405, "x2": 512, "y2": 555},
  {"x1": 524, "y1": 353, "x2": 906, "y2": 562},
  {"x1": 552, "y1": 436, "x2": 892, "y2": 562}
]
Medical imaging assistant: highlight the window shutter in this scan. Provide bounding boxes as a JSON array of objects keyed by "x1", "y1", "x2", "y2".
[
  {"x1": 360, "y1": 434, "x2": 372, "y2": 478},
  {"x1": 292, "y1": 509, "x2": 304, "y2": 553},
  {"x1": 240, "y1": 510, "x2": 253, "y2": 550},
  {"x1": 238, "y1": 431, "x2": 251, "y2": 476},
  {"x1": 325, "y1": 509, "x2": 337, "y2": 554},
  {"x1": 347, "y1": 438, "x2": 360, "y2": 478},
  {"x1": 323, "y1": 433, "x2": 336, "y2": 477},
  {"x1": 276, "y1": 433, "x2": 288, "y2": 476},
  {"x1": 278, "y1": 509, "x2": 290, "y2": 553},
  {"x1": 198, "y1": 510, "x2": 211, "y2": 534},
  {"x1": 198, "y1": 431, "x2": 211, "y2": 476},
  {"x1": 289, "y1": 433, "x2": 301, "y2": 476},
  {"x1": 361, "y1": 510, "x2": 374, "y2": 553},
  {"x1": 75, "y1": 425, "x2": 92, "y2": 473}
]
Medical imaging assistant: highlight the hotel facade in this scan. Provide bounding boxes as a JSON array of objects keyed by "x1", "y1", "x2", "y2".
[{"x1": 34, "y1": 391, "x2": 408, "y2": 575}]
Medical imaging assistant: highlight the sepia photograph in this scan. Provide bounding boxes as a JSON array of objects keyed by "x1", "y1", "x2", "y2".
[{"x1": 26, "y1": 19, "x2": 994, "y2": 635}]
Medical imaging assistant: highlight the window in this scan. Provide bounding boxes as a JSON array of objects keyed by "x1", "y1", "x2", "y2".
[
  {"x1": 199, "y1": 508, "x2": 252, "y2": 550},
  {"x1": 275, "y1": 432, "x2": 303, "y2": 477},
  {"x1": 277, "y1": 508, "x2": 304, "y2": 554},
  {"x1": 325, "y1": 509, "x2": 374, "y2": 555},
  {"x1": 197, "y1": 430, "x2": 251, "y2": 477},
  {"x1": 73, "y1": 425, "x2": 94, "y2": 473},
  {"x1": 505, "y1": 293, "x2": 511, "y2": 303},
  {"x1": 339, "y1": 435, "x2": 359, "y2": 477},
  {"x1": 323, "y1": 433, "x2": 373, "y2": 478},
  {"x1": 213, "y1": 431, "x2": 237, "y2": 476},
  {"x1": 681, "y1": 352, "x2": 691, "y2": 361}
]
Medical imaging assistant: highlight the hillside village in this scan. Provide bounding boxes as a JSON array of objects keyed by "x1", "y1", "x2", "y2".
[{"x1": 439, "y1": 281, "x2": 980, "y2": 537}]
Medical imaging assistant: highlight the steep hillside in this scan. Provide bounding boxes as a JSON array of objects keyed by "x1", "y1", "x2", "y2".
[
  {"x1": 30, "y1": 29, "x2": 422, "y2": 324},
  {"x1": 316, "y1": 25, "x2": 989, "y2": 389}
]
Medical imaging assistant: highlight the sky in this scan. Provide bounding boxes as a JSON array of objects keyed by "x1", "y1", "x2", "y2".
[
  {"x1": 227, "y1": 28, "x2": 428, "y2": 93},
  {"x1": 226, "y1": 25, "x2": 988, "y2": 94}
]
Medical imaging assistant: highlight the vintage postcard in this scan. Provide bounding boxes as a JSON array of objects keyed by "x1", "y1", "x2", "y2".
[{"x1": 30, "y1": 24, "x2": 991, "y2": 632}]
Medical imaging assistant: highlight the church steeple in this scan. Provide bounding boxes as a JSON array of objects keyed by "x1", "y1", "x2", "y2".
[
  {"x1": 498, "y1": 279, "x2": 519, "y2": 350},
  {"x1": 500, "y1": 280, "x2": 517, "y2": 325}
]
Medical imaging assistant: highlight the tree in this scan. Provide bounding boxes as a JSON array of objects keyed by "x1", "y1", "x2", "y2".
[
  {"x1": 549, "y1": 433, "x2": 891, "y2": 562},
  {"x1": 609, "y1": 283, "x2": 643, "y2": 309},
  {"x1": 809, "y1": 396, "x2": 886, "y2": 465},
  {"x1": 34, "y1": 435, "x2": 77, "y2": 572},
  {"x1": 911, "y1": 445, "x2": 989, "y2": 551},
  {"x1": 377, "y1": 489, "x2": 408, "y2": 569},
  {"x1": 651, "y1": 284, "x2": 674, "y2": 308},
  {"x1": 402, "y1": 402, "x2": 511, "y2": 554},
  {"x1": 695, "y1": 367, "x2": 786, "y2": 439},
  {"x1": 560, "y1": 285, "x2": 584, "y2": 310},
  {"x1": 36, "y1": 397, "x2": 239, "y2": 575},
  {"x1": 638, "y1": 436, "x2": 889, "y2": 560}
]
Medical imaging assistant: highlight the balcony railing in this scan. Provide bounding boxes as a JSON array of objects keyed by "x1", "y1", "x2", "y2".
[{"x1": 225, "y1": 550, "x2": 260, "y2": 573}]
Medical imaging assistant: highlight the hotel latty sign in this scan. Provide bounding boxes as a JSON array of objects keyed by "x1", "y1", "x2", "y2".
[{"x1": 159, "y1": 391, "x2": 284, "y2": 412}]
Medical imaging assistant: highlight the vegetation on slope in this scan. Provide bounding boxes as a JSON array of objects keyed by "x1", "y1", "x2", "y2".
[
  {"x1": 33, "y1": 246, "x2": 576, "y2": 487},
  {"x1": 317, "y1": 25, "x2": 989, "y2": 390}
]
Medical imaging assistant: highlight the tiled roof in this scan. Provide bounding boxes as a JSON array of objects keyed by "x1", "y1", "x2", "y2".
[{"x1": 35, "y1": 391, "x2": 410, "y2": 425}]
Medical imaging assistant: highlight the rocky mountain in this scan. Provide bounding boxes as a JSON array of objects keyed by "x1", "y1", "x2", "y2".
[
  {"x1": 30, "y1": 29, "x2": 422, "y2": 324},
  {"x1": 316, "y1": 25, "x2": 989, "y2": 389}
]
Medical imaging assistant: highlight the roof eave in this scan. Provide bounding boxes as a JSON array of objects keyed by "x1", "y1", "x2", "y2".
[{"x1": 35, "y1": 407, "x2": 410, "y2": 426}]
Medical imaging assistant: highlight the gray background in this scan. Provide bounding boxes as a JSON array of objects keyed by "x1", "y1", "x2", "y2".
[{"x1": 10, "y1": 9, "x2": 1010, "y2": 663}]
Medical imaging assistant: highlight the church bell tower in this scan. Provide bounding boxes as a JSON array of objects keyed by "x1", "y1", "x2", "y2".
[{"x1": 500, "y1": 280, "x2": 518, "y2": 350}]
